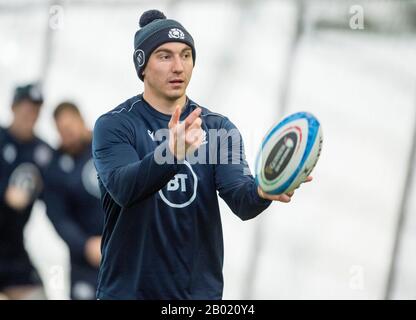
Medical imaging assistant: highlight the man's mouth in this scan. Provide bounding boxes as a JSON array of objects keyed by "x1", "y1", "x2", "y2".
[{"x1": 169, "y1": 79, "x2": 184, "y2": 84}]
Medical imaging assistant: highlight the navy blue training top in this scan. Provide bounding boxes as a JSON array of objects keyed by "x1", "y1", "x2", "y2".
[
  {"x1": 43, "y1": 140, "x2": 104, "y2": 267},
  {"x1": 92, "y1": 94, "x2": 272, "y2": 300},
  {"x1": 0, "y1": 127, "x2": 52, "y2": 268}
]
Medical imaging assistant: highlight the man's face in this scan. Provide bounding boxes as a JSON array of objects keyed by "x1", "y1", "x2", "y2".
[
  {"x1": 143, "y1": 42, "x2": 193, "y2": 101},
  {"x1": 55, "y1": 110, "x2": 86, "y2": 151},
  {"x1": 12, "y1": 100, "x2": 41, "y2": 136}
]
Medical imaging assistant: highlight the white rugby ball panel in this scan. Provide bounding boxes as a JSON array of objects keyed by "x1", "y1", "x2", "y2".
[
  {"x1": 285, "y1": 125, "x2": 323, "y2": 193},
  {"x1": 258, "y1": 119, "x2": 307, "y2": 193}
]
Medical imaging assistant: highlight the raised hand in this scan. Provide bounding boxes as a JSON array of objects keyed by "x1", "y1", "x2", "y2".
[{"x1": 168, "y1": 105, "x2": 203, "y2": 161}]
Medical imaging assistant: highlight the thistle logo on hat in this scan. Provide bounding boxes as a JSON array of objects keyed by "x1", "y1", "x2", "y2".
[
  {"x1": 168, "y1": 28, "x2": 185, "y2": 40},
  {"x1": 29, "y1": 84, "x2": 42, "y2": 101},
  {"x1": 133, "y1": 9, "x2": 196, "y2": 81}
]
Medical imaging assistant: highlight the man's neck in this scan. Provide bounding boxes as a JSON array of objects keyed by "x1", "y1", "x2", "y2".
[
  {"x1": 143, "y1": 91, "x2": 187, "y2": 115},
  {"x1": 61, "y1": 131, "x2": 92, "y2": 156},
  {"x1": 8, "y1": 122, "x2": 33, "y2": 142}
]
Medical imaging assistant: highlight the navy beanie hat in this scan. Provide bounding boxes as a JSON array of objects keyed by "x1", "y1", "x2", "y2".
[
  {"x1": 133, "y1": 9, "x2": 196, "y2": 81},
  {"x1": 12, "y1": 83, "x2": 43, "y2": 106}
]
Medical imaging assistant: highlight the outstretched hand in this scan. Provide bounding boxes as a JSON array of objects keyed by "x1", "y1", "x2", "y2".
[{"x1": 257, "y1": 176, "x2": 313, "y2": 202}]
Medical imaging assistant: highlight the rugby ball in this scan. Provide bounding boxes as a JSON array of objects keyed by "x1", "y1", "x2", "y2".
[{"x1": 255, "y1": 112, "x2": 323, "y2": 195}]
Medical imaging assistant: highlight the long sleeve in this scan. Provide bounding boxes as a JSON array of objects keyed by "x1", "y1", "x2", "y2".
[
  {"x1": 92, "y1": 114, "x2": 181, "y2": 208},
  {"x1": 0, "y1": 137, "x2": 7, "y2": 228},
  {"x1": 214, "y1": 117, "x2": 272, "y2": 221},
  {"x1": 42, "y1": 186, "x2": 90, "y2": 261},
  {"x1": 0, "y1": 130, "x2": 8, "y2": 199}
]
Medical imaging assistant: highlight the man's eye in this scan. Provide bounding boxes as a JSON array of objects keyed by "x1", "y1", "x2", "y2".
[{"x1": 160, "y1": 55, "x2": 170, "y2": 60}]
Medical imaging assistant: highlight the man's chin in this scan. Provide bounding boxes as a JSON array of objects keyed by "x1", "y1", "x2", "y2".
[{"x1": 165, "y1": 89, "x2": 186, "y2": 101}]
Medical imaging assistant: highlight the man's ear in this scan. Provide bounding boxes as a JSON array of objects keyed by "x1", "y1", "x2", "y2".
[{"x1": 11, "y1": 103, "x2": 18, "y2": 113}]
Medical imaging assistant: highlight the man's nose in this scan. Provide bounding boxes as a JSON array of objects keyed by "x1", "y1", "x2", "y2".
[{"x1": 172, "y1": 55, "x2": 184, "y2": 73}]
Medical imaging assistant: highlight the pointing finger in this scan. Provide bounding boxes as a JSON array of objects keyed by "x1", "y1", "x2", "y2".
[{"x1": 169, "y1": 105, "x2": 181, "y2": 129}]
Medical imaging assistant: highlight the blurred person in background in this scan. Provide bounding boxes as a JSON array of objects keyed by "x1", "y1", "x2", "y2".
[
  {"x1": 0, "y1": 83, "x2": 52, "y2": 299},
  {"x1": 43, "y1": 102, "x2": 103, "y2": 300}
]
